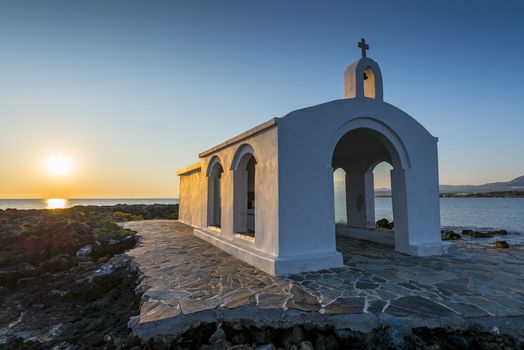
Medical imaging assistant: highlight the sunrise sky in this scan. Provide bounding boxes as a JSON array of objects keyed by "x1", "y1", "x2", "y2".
[{"x1": 1, "y1": 1, "x2": 523, "y2": 199}]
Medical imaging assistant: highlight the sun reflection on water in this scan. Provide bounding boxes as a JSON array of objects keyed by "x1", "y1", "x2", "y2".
[{"x1": 46, "y1": 198, "x2": 67, "y2": 209}]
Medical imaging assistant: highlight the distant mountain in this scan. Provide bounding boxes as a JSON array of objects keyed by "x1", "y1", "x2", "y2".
[
  {"x1": 440, "y1": 175, "x2": 524, "y2": 194},
  {"x1": 338, "y1": 175, "x2": 524, "y2": 195}
]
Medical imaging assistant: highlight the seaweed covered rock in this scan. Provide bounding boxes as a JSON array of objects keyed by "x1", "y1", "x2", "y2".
[
  {"x1": 441, "y1": 230, "x2": 461, "y2": 240},
  {"x1": 461, "y1": 229, "x2": 508, "y2": 238},
  {"x1": 376, "y1": 218, "x2": 394, "y2": 230},
  {"x1": 494, "y1": 240, "x2": 510, "y2": 249}
]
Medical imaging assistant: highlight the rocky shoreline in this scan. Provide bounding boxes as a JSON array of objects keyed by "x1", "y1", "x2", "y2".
[
  {"x1": 374, "y1": 217, "x2": 515, "y2": 249},
  {"x1": 441, "y1": 228, "x2": 512, "y2": 249},
  {"x1": 0, "y1": 204, "x2": 177, "y2": 349},
  {"x1": 139, "y1": 322, "x2": 524, "y2": 350},
  {"x1": 1, "y1": 207, "x2": 523, "y2": 349}
]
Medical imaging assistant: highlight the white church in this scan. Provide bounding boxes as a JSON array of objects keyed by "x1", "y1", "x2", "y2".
[{"x1": 177, "y1": 40, "x2": 450, "y2": 276}]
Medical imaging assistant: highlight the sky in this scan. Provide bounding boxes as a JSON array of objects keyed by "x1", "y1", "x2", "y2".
[{"x1": 1, "y1": 0, "x2": 523, "y2": 198}]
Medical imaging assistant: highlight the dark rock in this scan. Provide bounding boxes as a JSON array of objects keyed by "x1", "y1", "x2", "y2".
[
  {"x1": 461, "y1": 229, "x2": 494, "y2": 238},
  {"x1": 255, "y1": 344, "x2": 276, "y2": 350},
  {"x1": 376, "y1": 218, "x2": 394, "y2": 230},
  {"x1": 315, "y1": 334, "x2": 338, "y2": 350},
  {"x1": 39, "y1": 254, "x2": 71, "y2": 273},
  {"x1": 91, "y1": 235, "x2": 137, "y2": 259},
  {"x1": 494, "y1": 240, "x2": 510, "y2": 249},
  {"x1": 369, "y1": 326, "x2": 426, "y2": 350},
  {"x1": 254, "y1": 328, "x2": 273, "y2": 345},
  {"x1": 231, "y1": 332, "x2": 247, "y2": 345},
  {"x1": 280, "y1": 329, "x2": 294, "y2": 349},
  {"x1": 292, "y1": 326, "x2": 305, "y2": 344},
  {"x1": 76, "y1": 244, "x2": 93, "y2": 256},
  {"x1": 210, "y1": 323, "x2": 227, "y2": 343},
  {"x1": 489, "y1": 229, "x2": 508, "y2": 236},
  {"x1": 299, "y1": 340, "x2": 314, "y2": 350},
  {"x1": 442, "y1": 230, "x2": 461, "y2": 240}
]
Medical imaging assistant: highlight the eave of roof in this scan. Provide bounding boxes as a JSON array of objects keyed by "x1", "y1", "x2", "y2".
[{"x1": 198, "y1": 118, "x2": 277, "y2": 158}]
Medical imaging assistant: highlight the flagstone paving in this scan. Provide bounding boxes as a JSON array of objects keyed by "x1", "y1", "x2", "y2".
[{"x1": 123, "y1": 220, "x2": 524, "y2": 340}]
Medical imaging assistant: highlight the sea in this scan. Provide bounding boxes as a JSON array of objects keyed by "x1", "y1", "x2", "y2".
[
  {"x1": 335, "y1": 197, "x2": 524, "y2": 249},
  {"x1": 1, "y1": 197, "x2": 523, "y2": 249}
]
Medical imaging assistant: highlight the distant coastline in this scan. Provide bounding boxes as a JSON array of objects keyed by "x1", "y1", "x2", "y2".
[
  {"x1": 440, "y1": 191, "x2": 524, "y2": 198},
  {"x1": 375, "y1": 191, "x2": 524, "y2": 198}
]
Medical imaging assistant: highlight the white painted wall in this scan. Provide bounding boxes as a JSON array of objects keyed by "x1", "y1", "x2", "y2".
[
  {"x1": 178, "y1": 165, "x2": 205, "y2": 227},
  {"x1": 178, "y1": 125, "x2": 281, "y2": 274}
]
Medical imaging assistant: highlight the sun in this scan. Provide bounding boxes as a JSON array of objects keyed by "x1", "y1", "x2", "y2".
[{"x1": 46, "y1": 155, "x2": 73, "y2": 176}]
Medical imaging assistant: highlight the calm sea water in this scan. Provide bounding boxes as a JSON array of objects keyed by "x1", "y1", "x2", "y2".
[
  {"x1": 0, "y1": 198, "x2": 179, "y2": 210},
  {"x1": 335, "y1": 196, "x2": 524, "y2": 248}
]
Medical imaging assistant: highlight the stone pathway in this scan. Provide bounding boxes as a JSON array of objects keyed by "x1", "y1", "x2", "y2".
[{"x1": 124, "y1": 220, "x2": 524, "y2": 340}]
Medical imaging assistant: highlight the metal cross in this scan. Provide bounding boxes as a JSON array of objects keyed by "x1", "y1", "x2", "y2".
[{"x1": 358, "y1": 38, "x2": 369, "y2": 58}]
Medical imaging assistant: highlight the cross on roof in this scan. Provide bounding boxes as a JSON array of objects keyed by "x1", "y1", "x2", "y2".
[{"x1": 358, "y1": 38, "x2": 369, "y2": 58}]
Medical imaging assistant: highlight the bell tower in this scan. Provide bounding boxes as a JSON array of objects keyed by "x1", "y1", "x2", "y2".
[{"x1": 344, "y1": 39, "x2": 383, "y2": 101}]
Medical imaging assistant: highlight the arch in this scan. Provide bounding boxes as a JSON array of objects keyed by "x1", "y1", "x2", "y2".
[
  {"x1": 327, "y1": 117, "x2": 411, "y2": 170},
  {"x1": 365, "y1": 158, "x2": 392, "y2": 174},
  {"x1": 231, "y1": 144, "x2": 257, "y2": 236},
  {"x1": 206, "y1": 155, "x2": 223, "y2": 177},
  {"x1": 331, "y1": 124, "x2": 408, "y2": 249},
  {"x1": 231, "y1": 144, "x2": 257, "y2": 171},
  {"x1": 207, "y1": 156, "x2": 224, "y2": 228}
]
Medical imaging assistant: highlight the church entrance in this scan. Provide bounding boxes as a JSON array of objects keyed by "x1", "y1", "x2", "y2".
[{"x1": 331, "y1": 128, "x2": 402, "y2": 247}]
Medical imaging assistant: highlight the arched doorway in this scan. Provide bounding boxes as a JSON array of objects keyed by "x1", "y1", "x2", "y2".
[
  {"x1": 207, "y1": 158, "x2": 223, "y2": 228},
  {"x1": 232, "y1": 145, "x2": 257, "y2": 237},
  {"x1": 331, "y1": 128, "x2": 403, "y2": 247}
]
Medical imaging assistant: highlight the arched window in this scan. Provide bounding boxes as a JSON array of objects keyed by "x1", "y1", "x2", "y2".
[
  {"x1": 231, "y1": 145, "x2": 257, "y2": 236},
  {"x1": 207, "y1": 158, "x2": 223, "y2": 228}
]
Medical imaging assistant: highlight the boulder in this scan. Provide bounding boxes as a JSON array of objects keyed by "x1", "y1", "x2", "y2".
[
  {"x1": 255, "y1": 344, "x2": 275, "y2": 350},
  {"x1": 461, "y1": 230, "x2": 493, "y2": 238},
  {"x1": 376, "y1": 218, "x2": 394, "y2": 230},
  {"x1": 292, "y1": 326, "x2": 305, "y2": 344},
  {"x1": 494, "y1": 241, "x2": 510, "y2": 249},
  {"x1": 488, "y1": 230, "x2": 508, "y2": 236},
  {"x1": 39, "y1": 254, "x2": 71, "y2": 273},
  {"x1": 254, "y1": 328, "x2": 273, "y2": 345},
  {"x1": 300, "y1": 341, "x2": 314, "y2": 350},
  {"x1": 76, "y1": 244, "x2": 93, "y2": 257},
  {"x1": 442, "y1": 231, "x2": 461, "y2": 240},
  {"x1": 209, "y1": 323, "x2": 226, "y2": 343}
]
